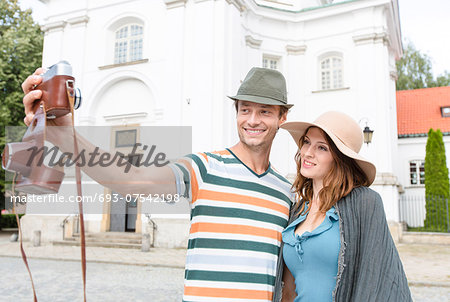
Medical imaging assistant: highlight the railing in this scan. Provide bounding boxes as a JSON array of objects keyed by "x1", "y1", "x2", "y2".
[{"x1": 399, "y1": 195, "x2": 450, "y2": 232}]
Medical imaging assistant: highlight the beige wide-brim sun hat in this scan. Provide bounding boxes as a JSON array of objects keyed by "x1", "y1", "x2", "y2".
[{"x1": 280, "y1": 111, "x2": 376, "y2": 185}]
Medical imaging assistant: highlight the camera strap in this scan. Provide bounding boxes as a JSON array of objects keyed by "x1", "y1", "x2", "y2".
[
  {"x1": 67, "y1": 81, "x2": 88, "y2": 302},
  {"x1": 11, "y1": 83, "x2": 87, "y2": 302},
  {"x1": 12, "y1": 177, "x2": 38, "y2": 302}
]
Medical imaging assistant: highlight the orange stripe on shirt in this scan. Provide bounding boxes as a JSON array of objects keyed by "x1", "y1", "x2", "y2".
[
  {"x1": 197, "y1": 189, "x2": 289, "y2": 216},
  {"x1": 199, "y1": 152, "x2": 208, "y2": 162},
  {"x1": 184, "y1": 286, "x2": 272, "y2": 300},
  {"x1": 212, "y1": 149, "x2": 231, "y2": 156},
  {"x1": 179, "y1": 158, "x2": 199, "y2": 202},
  {"x1": 190, "y1": 222, "x2": 281, "y2": 241}
]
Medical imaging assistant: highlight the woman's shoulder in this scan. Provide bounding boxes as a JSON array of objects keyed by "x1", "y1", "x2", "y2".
[
  {"x1": 347, "y1": 186, "x2": 380, "y2": 200},
  {"x1": 340, "y1": 186, "x2": 383, "y2": 212}
]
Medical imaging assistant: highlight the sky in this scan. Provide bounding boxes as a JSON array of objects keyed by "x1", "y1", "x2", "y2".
[{"x1": 18, "y1": 0, "x2": 450, "y2": 77}]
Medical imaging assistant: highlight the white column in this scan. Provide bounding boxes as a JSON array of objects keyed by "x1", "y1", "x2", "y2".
[{"x1": 353, "y1": 32, "x2": 400, "y2": 221}]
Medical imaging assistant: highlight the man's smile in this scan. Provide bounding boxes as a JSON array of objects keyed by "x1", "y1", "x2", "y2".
[{"x1": 244, "y1": 128, "x2": 266, "y2": 135}]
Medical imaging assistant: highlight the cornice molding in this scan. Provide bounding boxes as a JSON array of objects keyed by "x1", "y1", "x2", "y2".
[
  {"x1": 245, "y1": 35, "x2": 262, "y2": 49},
  {"x1": 98, "y1": 59, "x2": 149, "y2": 70},
  {"x1": 103, "y1": 112, "x2": 148, "y2": 122},
  {"x1": 286, "y1": 44, "x2": 307, "y2": 55},
  {"x1": 41, "y1": 21, "x2": 66, "y2": 33},
  {"x1": 67, "y1": 16, "x2": 89, "y2": 27},
  {"x1": 164, "y1": 0, "x2": 188, "y2": 9},
  {"x1": 353, "y1": 32, "x2": 390, "y2": 46}
]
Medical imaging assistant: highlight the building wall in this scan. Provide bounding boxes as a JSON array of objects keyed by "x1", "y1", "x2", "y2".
[
  {"x1": 27, "y1": 0, "x2": 403, "y2": 244},
  {"x1": 398, "y1": 135, "x2": 450, "y2": 195},
  {"x1": 397, "y1": 135, "x2": 450, "y2": 227}
]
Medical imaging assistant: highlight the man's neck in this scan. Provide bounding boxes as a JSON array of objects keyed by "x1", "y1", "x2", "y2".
[{"x1": 229, "y1": 142, "x2": 271, "y2": 175}]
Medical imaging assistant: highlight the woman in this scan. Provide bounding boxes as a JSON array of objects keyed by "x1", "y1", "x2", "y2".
[{"x1": 273, "y1": 111, "x2": 412, "y2": 302}]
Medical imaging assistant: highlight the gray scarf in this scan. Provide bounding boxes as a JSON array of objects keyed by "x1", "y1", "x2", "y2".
[{"x1": 273, "y1": 186, "x2": 412, "y2": 302}]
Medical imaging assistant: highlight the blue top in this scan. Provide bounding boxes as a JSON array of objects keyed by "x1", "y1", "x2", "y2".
[{"x1": 282, "y1": 205, "x2": 340, "y2": 302}]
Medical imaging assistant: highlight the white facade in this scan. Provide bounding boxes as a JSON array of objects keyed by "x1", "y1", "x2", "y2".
[
  {"x1": 397, "y1": 135, "x2": 450, "y2": 227},
  {"x1": 25, "y1": 0, "x2": 404, "y2": 244}
]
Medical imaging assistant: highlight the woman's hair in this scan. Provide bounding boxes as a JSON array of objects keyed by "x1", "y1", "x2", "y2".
[{"x1": 292, "y1": 126, "x2": 371, "y2": 215}]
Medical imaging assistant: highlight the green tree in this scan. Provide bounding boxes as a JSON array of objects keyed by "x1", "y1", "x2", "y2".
[
  {"x1": 396, "y1": 41, "x2": 450, "y2": 90},
  {"x1": 435, "y1": 71, "x2": 450, "y2": 87},
  {"x1": 424, "y1": 129, "x2": 450, "y2": 232},
  {"x1": 0, "y1": 0, "x2": 43, "y2": 208}
]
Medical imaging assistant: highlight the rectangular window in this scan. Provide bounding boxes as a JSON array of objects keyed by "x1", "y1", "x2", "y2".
[
  {"x1": 115, "y1": 129, "x2": 137, "y2": 148},
  {"x1": 262, "y1": 56, "x2": 279, "y2": 70},
  {"x1": 441, "y1": 106, "x2": 450, "y2": 117},
  {"x1": 129, "y1": 39, "x2": 143, "y2": 61},
  {"x1": 409, "y1": 160, "x2": 425, "y2": 185}
]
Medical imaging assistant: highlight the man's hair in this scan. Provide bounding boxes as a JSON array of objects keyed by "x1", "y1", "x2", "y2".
[
  {"x1": 292, "y1": 126, "x2": 370, "y2": 216},
  {"x1": 234, "y1": 100, "x2": 289, "y2": 118}
]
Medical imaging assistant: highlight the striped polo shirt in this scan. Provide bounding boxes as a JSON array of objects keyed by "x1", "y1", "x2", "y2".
[{"x1": 170, "y1": 149, "x2": 293, "y2": 302}]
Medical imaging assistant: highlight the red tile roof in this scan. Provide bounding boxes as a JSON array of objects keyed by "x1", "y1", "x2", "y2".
[{"x1": 397, "y1": 86, "x2": 450, "y2": 137}]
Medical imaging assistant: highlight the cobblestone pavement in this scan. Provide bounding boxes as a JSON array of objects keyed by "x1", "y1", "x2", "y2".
[
  {"x1": 0, "y1": 256, "x2": 449, "y2": 301},
  {"x1": 410, "y1": 285, "x2": 450, "y2": 302},
  {"x1": 396, "y1": 243, "x2": 450, "y2": 285},
  {"x1": 0, "y1": 257, "x2": 184, "y2": 301},
  {"x1": 0, "y1": 232, "x2": 449, "y2": 301}
]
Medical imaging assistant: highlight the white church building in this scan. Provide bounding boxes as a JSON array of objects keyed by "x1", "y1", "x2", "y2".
[{"x1": 21, "y1": 0, "x2": 406, "y2": 247}]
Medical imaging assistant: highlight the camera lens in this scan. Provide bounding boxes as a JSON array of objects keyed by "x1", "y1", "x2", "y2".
[{"x1": 74, "y1": 88, "x2": 82, "y2": 110}]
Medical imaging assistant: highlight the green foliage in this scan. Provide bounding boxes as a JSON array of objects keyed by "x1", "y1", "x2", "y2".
[
  {"x1": 0, "y1": 214, "x2": 24, "y2": 229},
  {"x1": 396, "y1": 41, "x2": 450, "y2": 90},
  {"x1": 424, "y1": 129, "x2": 450, "y2": 231},
  {"x1": 0, "y1": 0, "x2": 43, "y2": 206},
  {"x1": 435, "y1": 71, "x2": 450, "y2": 88}
]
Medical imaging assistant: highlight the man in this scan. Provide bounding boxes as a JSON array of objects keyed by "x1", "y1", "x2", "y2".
[{"x1": 22, "y1": 67, "x2": 294, "y2": 301}]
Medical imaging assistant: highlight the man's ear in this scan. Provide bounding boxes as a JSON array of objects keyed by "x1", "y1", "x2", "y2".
[{"x1": 279, "y1": 112, "x2": 288, "y2": 126}]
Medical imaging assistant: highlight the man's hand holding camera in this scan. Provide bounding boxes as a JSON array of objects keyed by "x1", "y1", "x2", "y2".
[
  {"x1": 17, "y1": 63, "x2": 177, "y2": 197},
  {"x1": 23, "y1": 67, "x2": 72, "y2": 128}
]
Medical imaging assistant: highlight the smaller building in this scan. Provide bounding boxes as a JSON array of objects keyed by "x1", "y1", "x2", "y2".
[{"x1": 397, "y1": 86, "x2": 450, "y2": 226}]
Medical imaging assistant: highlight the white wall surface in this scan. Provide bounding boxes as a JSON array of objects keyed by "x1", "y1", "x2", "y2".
[{"x1": 33, "y1": 0, "x2": 404, "y2": 233}]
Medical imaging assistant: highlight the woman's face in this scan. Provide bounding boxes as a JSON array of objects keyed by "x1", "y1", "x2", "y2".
[{"x1": 299, "y1": 127, "x2": 335, "y2": 185}]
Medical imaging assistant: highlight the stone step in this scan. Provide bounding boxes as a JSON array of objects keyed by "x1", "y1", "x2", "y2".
[
  {"x1": 73, "y1": 232, "x2": 142, "y2": 240},
  {"x1": 52, "y1": 240, "x2": 141, "y2": 249},
  {"x1": 64, "y1": 237, "x2": 142, "y2": 244}
]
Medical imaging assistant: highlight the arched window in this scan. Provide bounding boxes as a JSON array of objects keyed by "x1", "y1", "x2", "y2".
[
  {"x1": 319, "y1": 55, "x2": 343, "y2": 90},
  {"x1": 114, "y1": 24, "x2": 143, "y2": 64}
]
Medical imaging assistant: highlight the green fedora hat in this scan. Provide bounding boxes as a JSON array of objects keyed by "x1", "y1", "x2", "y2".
[{"x1": 228, "y1": 67, "x2": 294, "y2": 109}]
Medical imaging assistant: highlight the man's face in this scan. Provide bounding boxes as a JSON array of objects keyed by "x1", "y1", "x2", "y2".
[{"x1": 236, "y1": 101, "x2": 286, "y2": 152}]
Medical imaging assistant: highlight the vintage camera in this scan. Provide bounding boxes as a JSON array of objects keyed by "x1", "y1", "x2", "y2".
[
  {"x1": 1, "y1": 61, "x2": 82, "y2": 194},
  {"x1": 36, "y1": 60, "x2": 82, "y2": 119}
]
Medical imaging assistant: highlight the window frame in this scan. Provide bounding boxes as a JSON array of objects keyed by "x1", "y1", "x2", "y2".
[
  {"x1": 441, "y1": 106, "x2": 450, "y2": 117},
  {"x1": 409, "y1": 159, "x2": 425, "y2": 186},
  {"x1": 114, "y1": 23, "x2": 144, "y2": 64},
  {"x1": 319, "y1": 55, "x2": 343, "y2": 90},
  {"x1": 262, "y1": 55, "x2": 281, "y2": 71}
]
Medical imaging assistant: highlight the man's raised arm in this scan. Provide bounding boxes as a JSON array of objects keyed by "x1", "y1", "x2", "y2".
[{"x1": 21, "y1": 68, "x2": 178, "y2": 197}]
